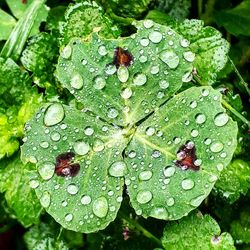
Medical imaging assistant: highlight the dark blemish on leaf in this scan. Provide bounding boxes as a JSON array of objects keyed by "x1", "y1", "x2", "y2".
[
  {"x1": 174, "y1": 141, "x2": 200, "y2": 171},
  {"x1": 113, "y1": 47, "x2": 133, "y2": 68},
  {"x1": 22, "y1": 0, "x2": 27, "y2": 4},
  {"x1": 55, "y1": 152, "x2": 80, "y2": 177}
]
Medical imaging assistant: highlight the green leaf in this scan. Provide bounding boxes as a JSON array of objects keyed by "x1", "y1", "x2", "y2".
[
  {"x1": 230, "y1": 207, "x2": 250, "y2": 244},
  {"x1": 21, "y1": 104, "x2": 129, "y2": 233},
  {"x1": 56, "y1": 20, "x2": 194, "y2": 126},
  {"x1": 59, "y1": 2, "x2": 121, "y2": 45},
  {"x1": 214, "y1": 159, "x2": 250, "y2": 203},
  {"x1": 124, "y1": 86, "x2": 237, "y2": 220},
  {"x1": 0, "y1": 155, "x2": 42, "y2": 227},
  {"x1": 0, "y1": 9, "x2": 16, "y2": 41},
  {"x1": 161, "y1": 211, "x2": 235, "y2": 250},
  {"x1": 215, "y1": 0, "x2": 250, "y2": 36}
]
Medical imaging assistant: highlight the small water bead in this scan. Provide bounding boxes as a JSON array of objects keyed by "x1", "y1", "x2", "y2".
[
  {"x1": 195, "y1": 113, "x2": 206, "y2": 124},
  {"x1": 139, "y1": 55, "x2": 147, "y2": 63},
  {"x1": 201, "y1": 89, "x2": 210, "y2": 96},
  {"x1": 117, "y1": 196, "x2": 123, "y2": 202},
  {"x1": 81, "y1": 59, "x2": 87, "y2": 65},
  {"x1": 50, "y1": 131, "x2": 61, "y2": 141},
  {"x1": 133, "y1": 73, "x2": 147, "y2": 86},
  {"x1": 159, "y1": 80, "x2": 169, "y2": 89},
  {"x1": 194, "y1": 159, "x2": 202, "y2": 166},
  {"x1": 98, "y1": 45, "x2": 107, "y2": 56},
  {"x1": 180, "y1": 39, "x2": 190, "y2": 47},
  {"x1": 121, "y1": 88, "x2": 132, "y2": 99},
  {"x1": 174, "y1": 137, "x2": 181, "y2": 144},
  {"x1": 159, "y1": 50, "x2": 179, "y2": 69},
  {"x1": 128, "y1": 150, "x2": 136, "y2": 158},
  {"x1": 81, "y1": 195, "x2": 92, "y2": 205},
  {"x1": 214, "y1": 112, "x2": 229, "y2": 127},
  {"x1": 220, "y1": 152, "x2": 227, "y2": 158},
  {"x1": 93, "y1": 139, "x2": 105, "y2": 152},
  {"x1": 168, "y1": 40, "x2": 174, "y2": 46},
  {"x1": 108, "y1": 107, "x2": 118, "y2": 119},
  {"x1": 29, "y1": 179, "x2": 39, "y2": 189},
  {"x1": 62, "y1": 200, "x2": 68, "y2": 207},
  {"x1": 166, "y1": 197, "x2": 175, "y2": 206},
  {"x1": 216, "y1": 163, "x2": 224, "y2": 171},
  {"x1": 143, "y1": 19, "x2": 154, "y2": 28},
  {"x1": 136, "y1": 190, "x2": 153, "y2": 204},
  {"x1": 61, "y1": 45, "x2": 72, "y2": 59},
  {"x1": 148, "y1": 31, "x2": 163, "y2": 43},
  {"x1": 210, "y1": 142, "x2": 224, "y2": 153},
  {"x1": 73, "y1": 141, "x2": 90, "y2": 155},
  {"x1": 190, "y1": 101, "x2": 197, "y2": 108},
  {"x1": 183, "y1": 51, "x2": 195, "y2": 62},
  {"x1": 92, "y1": 197, "x2": 108, "y2": 218},
  {"x1": 181, "y1": 179, "x2": 195, "y2": 190},
  {"x1": 152, "y1": 150, "x2": 161, "y2": 158},
  {"x1": 44, "y1": 103, "x2": 65, "y2": 126},
  {"x1": 190, "y1": 194, "x2": 205, "y2": 207},
  {"x1": 164, "y1": 178, "x2": 170, "y2": 185},
  {"x1": 146, "y1": 127, "x2": 155, "y2": 136},
  {"x1": 191, "y1": 129, "x2": 199, "y2": 137},
  {"x1": 67, "y1": 184, "x2": 79, "y2": 195},
  {"x1": 70, "y1": 73, "x2": 83, "y2": 89},
  {"x1": 105, "y1": 64, "x2": 116, "y2": 75},
  {"x1": 204, "y1": 138, "x2": 212, "y2": 145},
  {"x1": 150, "y1": 207, "x2": 168, "y2": 219},
  {"x1": 151, "y1": 65, "x2": 159, "y2": 74},
  {"x1": 109, "y1": 161, "x2": 127, "y2": 177},
  {"x1": 40, "y1": 191, "x2": 51, "y2": 208},
  {"x1": 38, "y1": 162, "x2": 55, "y2": 180},
  {"x1": 209, "y1": 175, "x2": 218, "y2": 182},
  {"x1": 139, "y1": 170, "x2": 153, "y2": 181},
  {"x1": 65, "y1": 213, "x2": 73, "y2": 222},
  {"x1": 93, "y1": 76, "x2": 106, "y2": 90},
  {"x1": 40, "y1": 141, "x2": 49, "y2": 148},
  {"x1": 163, "y1": 166, "x2": 175, "y2": 177},
  {"x1": 117, "y1": 65, "x2": 129, "y2": 83},
  {"x1": 140, "y1": 38, "x2": 150, "y2": 47},
  {"x1": 182, "y1": 71, "x2": 193, "y2": 82},
  {"x1": 84, "y1": 127, "x2": 94, "y2": 136}
]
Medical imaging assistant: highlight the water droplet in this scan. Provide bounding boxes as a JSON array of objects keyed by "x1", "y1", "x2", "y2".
[
  {"x1": 140, "y1": 38, "x2": 150, "y2": 46},
  {"x1": 136, "y1": 190, "x2": 153, "y2": 204},
  {"x1": 65, "y1": 213, "x2": 73, "y2": 222},
  {"x1": 195, "y1": 113, "x2": 206, "y2": 124},
  {"x1": 159, "y1": 50, "x2": 179, "y2": 69},
  {"x1": 29, "y1": 179, "x2": 39, "y2": 189},
  {"x1": 93, "y1": 139, "x2": 105, "y2": 152},
  {"x1": 70, "y1": 73, "x2": 83, "y2": 89},
  {"x1": 159, "y1": 80, "x2": 169, "y2": 89},
  {"x1": 146, "y1": 127, "x2": 155, "y2": 136},
  {"x1": 98, "y1": 45, "x2": 107, "y2": 56},
  {"x1": 61, "y1": 45, "x2": 72, "y2": 59},
  {"x1": 201, "y1": 89, "x2": 209, "y2": 96},
  {"x1": 139, "y1": 170, "x2": 153, "y2": 181},
  {"x1": 84, "y1": 127, "x2": 94, "y2": 136},
  {"x1": 152, "y1": 150, "x2": 161, "y2": 158},
  {"x1": 149, "y1": 31, "x2": 163, "y2": 43},
  {"x1": 92, "y1": 197, "x2": 108, "y2": 218},
  {"x1": 163, "y1": 166, "x2": 175, "y2": 177},
  {"x1": 67, "y1": 184, "x2": 79, "y2": 195},
  {"x1": 150, "y1": 207, "x2": 168, "y2": 219},
  {"x1": 121, "y1": 88, "x2": 132, "y2": 99},
  {"x1": 204, "y1": 138, "x2": 212, "y2": 145},
  {"x1": 117, "y1": 65, "x2": 129, "y2": 83},
  {"x1": 139, "y1": 55, "x2": 147, "y2": 63},
  {"x1": 62, "y1": 200, "x2": 67, "y2": 207},
  {"x1": 44, "y1": 103, "x2": 65, "y2": 127},
  {"x1": 133, "y1": 73, "x2": 147, "y2": 86},
  {"x1": 214, "y1": 113, "x2": 229, "y2": 127},
  {"x1": 216, "y1": 163, "x2": 224, "y2": 171},
  {"x1": 166, "y1": 197, "x2": 175, "y2": 206},
  {"x1": 105, "y1": 64, "x2": 116, "y2": 75},
  {"x1": 190, "y1": 101, "x2": 197, "y2": 108},
  {"x1": 208, "y1": 175, "x2": 218, "y2": 182},
  {"x1": 191, "y1": 129, "x2": 199, "y2": 137},
  {"x1": 40, "y1": 141, "x2": 49, "y2": 148},
  {"x1": 210, "y1": 142, "x2": 224, "y2": 153},
  {"x1": 40, "y1": 191, "x2": 51, "y2": 208},
  {"x1": 109, "y1": 161, "x2": 127, "y2": 177},
  {"x1": 93, "y1": 76, "x2": 106, "y2": 90},
  {"x1": 180, "y1": 39, "x2": 190, "y2": 47},
  {"x1": 182, "y1": 71, "x2": 193, "y2": 82},
  {"x1": 108, "y1": 107, "x2": 119, "y2": 119},
  {"x1": 128, "y1": 150, "x2": 136, "y2": 158},
  {"x1": 81, "y1": 195, "x2": 92, "y2": 205},
  {"x1": 38, "y1": 162, "x2": 55, "y2": 180},
  {"x1": 151, "y1": 65, "x2": 159, "y2": 74},
  {"x1": 143, "y1": 20, "x2": 154, "y2": 28},
  {"x1": 50, "y1": 131, "x2": 61, "y2": 141},
  {"x1": 183, "y1": 51, "x2": 195, "y2": 62},
  {"x1": 181, "y1": 179, "x2": 195, "y2": 190},
  {"x1": 190, "y1": 194, "x2": 205, "y2": 207},
  {"x1": 60, "y1": 123, "x2": 67, "y2": 130},
  {"x1": 73, "y1": 141, "x2": 90, "y2": 155}
]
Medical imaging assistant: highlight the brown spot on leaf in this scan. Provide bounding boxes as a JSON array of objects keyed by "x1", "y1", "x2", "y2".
[
  {"x1": 22, "y1": 0, "x2": 27, "y2": 4},
  {"x1": 113, "y1": 47, "x2": 133, "y2": 68}
]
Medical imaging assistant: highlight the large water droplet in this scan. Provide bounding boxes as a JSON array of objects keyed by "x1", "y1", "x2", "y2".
[
  {"x1": 149, "y1": 31, "x2": 163, "y2": 43},
  {"x1": 210, "y1": 142, "x2": 224, "y2": 153},
  {"x1": 117, "y1": 65, "x2": 129, "y2": 83},
  {"x1": 105, "y1": 64, "x2": 116, "y2": 75},
  {"x1": 65, "y1": 213, "x2": 73, "y2": 222},
  {"x1": 195, "y1": 113, "x2": 206, "y2": 124},
  {"x1": 73, "y1": 141, "x2": 90, "y2": 155},
  {"x1": 40, "y1": 191, "x2": 51, "y2": 208},
  {"x1": 70, "y1": 73, "x2": 83, "y2": 89},
  {"x1": 139, "y1": 170, "x2": 153, "y2": 181},
  {"x1": 140, "y1": 38, "x2": 150, "y2": 46},
  {"x1": 136, "y1": 190, "x2": 153, "y2": 204},
  {"x1": 38, "y1": 162, "x2": 55, "y2": 180},
  {"x1": 93, "y1": 76, "x2": 106, "y2": 90},
  {"x1": 121, "y1": 88, "x2": 132, "y2": 99},
  {"x1": 133, "y1": 73, "x2": 147, "y2": 86},
  {"x1": 159, "y1": 50, "x2": 179, "y2": 69},
  {"x1": 150, "y1": 207, "x2": 168, "y2": 219},
  {"x1": 108, "y1": 107, "x2": 119, "y2": 119},
  {"x1": 183, "y1": 51, "x2": 195, "y2": 62},
  {"x1": 190, "y1": 194, "x2": 205, "y2": 206},
  {"x1": 92, "y1": 197, "x2": 108, "y2": 218},
  {"x1": 109, "y1": 161, "x2": 127, "y2": 177},
  {"x1": 61, "y1": 45, "x2": 72, "y2": 59},
  {"x1": 81, "y1": 195, "x2": 92, "y2": 205},
  {"x1": 214, "y1": 113, "x2": 229, "y2": 127},
  {"x1": 181, "y1": 179, "x2": 195, "y2": 190},
  {"x1": 67, "y1": 184, "x2": 79, "y2": 195},
  {"x1": 163, "y1": 166, "x2": 175, "y2": 177},
  {"x1": 44, "y1": 103, "x2": 65, "y2": 127}
]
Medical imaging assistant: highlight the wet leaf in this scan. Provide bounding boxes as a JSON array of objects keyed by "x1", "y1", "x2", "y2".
[
  {"x1": 0, "y1": 9, "x2": 16, "y2": 41},
  {"x1": 161, "y1": 211, "x2": 235, "y2": 249}
]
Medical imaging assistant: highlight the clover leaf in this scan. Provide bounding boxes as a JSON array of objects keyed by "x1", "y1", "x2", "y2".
[{"x1": 21, "y1": 20, "x2": 238, "y2": 233}]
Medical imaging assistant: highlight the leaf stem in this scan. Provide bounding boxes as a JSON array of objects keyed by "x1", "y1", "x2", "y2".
[
  {"x1": 118, "y1": 211, "x2": 162, "y2": 247},
  {"x1": 221, "y1": 99, "x2": 250, "y2": 128},
  {"x1": 229, "y1": 58, "x2": 250, "y2": 96}
]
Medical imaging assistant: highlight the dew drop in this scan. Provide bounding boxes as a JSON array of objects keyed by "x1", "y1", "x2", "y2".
[
  {"x1": 92, "y1": 197, "x2": 108, "y2": 218},
  {"x1": 214, "y1": 113, "x2": 229, "y2": 127},
  {"x1": 216, "y1": 163, "x2": 224, "y2": 171},
  {"x1": 163, "y1": 166, "x2": 175, "y2": 177},
  {"x1": 61, "y1": 45, "x2": 72, "y2": 59},
  {"x1": 84, "y1": 127, "x2": 94, "y2": 136},
  {"x1": 195, "y1": 113, "x2": 206, "y2": 124},
  {"x1": 98, "y1": 45, "x2": 107, "y2": 56},
  {"x1": 146, "y1": 127, "x2": 155, "y2": 136},
  {"x1": 136, "y1": 190, "x2": 153, "y2": 204},
  {"x1": 50, "y1": 131, "x2": 61, "y2": 141},
  {"x1": 65, "y1": 213, "x2": 73, "y2": 222},
  {"x1": 190, "y1": 101, "x2": 197, "y2": 108},
  {"x1": 44, "y1": 103, "x2": 65, "y2": 127},
  {"x1": 93, "y1": 76, "x2": 106, "y2": 90},
  {"x1": 128, "y1": 150, "x2": 136, "y2": 158},
  {"x1": 150, "y1": 207, "x2": 168, "y2": 219},
  {"x1": 152, "y1": 150, "x2": 161, "y2": 158},
  {"x1": 70, "y1": 73, "x2": 83, "y2": 89},
  {"x1": 150, "y1": 65, "x2": 159, "y2": 74},
  {"x1": 140, "y1": 38, "x2": 150, "y2": 46},
  {"x1": 159, "y1": 80, "x2": 169, "y2": 89},
  {"x1": 67, "y1": 184, "x2": 79, "y2": 195},
  {"x1": 133, "y1": 73, "x2": 147, "y2": 86},
  {"x1": 183, "y1": 51, "x2": 195, "y2": 62},
  {"x1": 29, "y1": 179, "x2": 39, "y2": 189},
  {"x1": 40, "y1": 141, "x2": 49, "y2": 148},
  {"x1": 81, "y1": 195, "x2": 92, "y2": 205},
  {"x1": 204, "y1": 138, "x2": 212, "y2": 145},
  {"x1": 139, "y1": 55, "x2": 147, "y2": 63},
  {"x1": 121, "y1": 88, "x2": 132, "y2": 99},
  {"x1": 105, "y1": 64, "x2": 116, "y2": 75},
  {"x1": 210, "y1": 142, "x2": 224, "y2": 153},
  {"x1": 159, "y1": 50, "x2": 179, "y2": 69},
  {"x1": 190, "y1": 194, "x2": 205, "y2": 207},
  {"x1": 166, "y1": 197, "x2": 175, "y2": 206},
  {"x1": 180, "y1": 39, "x2": 190, "y2": 47},
  {"x1": 149, "y1": 31, "x2": 163, "y2": 43},
  {"x1": 73, "y1": 141, "x2": 90, "y2": 155},
  {"x1": 181, "y1": 179, "x2": 195, "y2": 190},
  {"x1": 139, "y1": 170, "x2": 153, "y2": 181},
  {"x1": 191, "y1": 129, "x2": 199, "y2": 137},
  {"x1": 201, "y1": 89, "x2": 210, "y2": 96},
  {"x1": 208, "y1": 175, "x2": 218, "y2": 182},
  {"x1": 93, "y1": 139, "x2": 105, "y2": 152},
  {"x1": 109, "y1": 161, "x2": 127, "y2": 177},
  {"x1": 40, "y1": 191, "x2": 51, "y2": 208},
  {"x1": 143, "y1": 20, "x2": 154, "y2": 28},
  {"x1": 38, "y1": 162, "x2": 55, "y2": 180},
  {"x1": 108, "y1": 107, "x2": 119, "y2": 119},
  {"x1": 117, "y1": 65, "x2": 129, "y2": 83}
]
